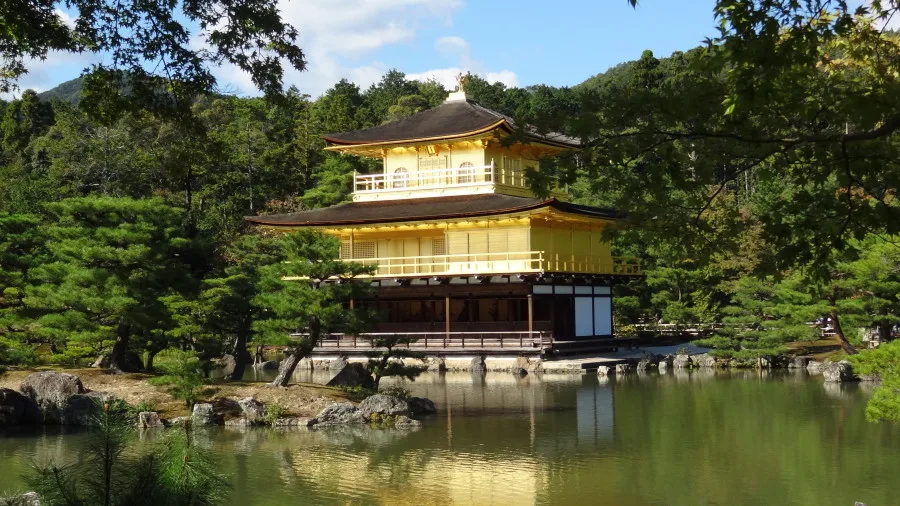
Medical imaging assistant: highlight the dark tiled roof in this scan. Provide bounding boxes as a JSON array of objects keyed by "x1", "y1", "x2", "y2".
[
  {"x1": 245, "y1": 194, "x2": 616, "y2": 227},
  {"x1": 322, "y1": 99, "x2": 581, "y2": 148}
]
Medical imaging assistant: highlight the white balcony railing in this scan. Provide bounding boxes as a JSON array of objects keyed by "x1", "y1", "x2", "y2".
[{"x1": 353, "y1": 162, "x2": 528, "y2": 194}]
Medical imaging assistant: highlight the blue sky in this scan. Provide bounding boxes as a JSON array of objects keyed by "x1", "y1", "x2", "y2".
[{"x1": 13, "y1": 0, "x2": 722, "y2": 99}]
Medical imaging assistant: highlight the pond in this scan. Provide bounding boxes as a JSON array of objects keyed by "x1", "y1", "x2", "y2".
[{"x1": 1, "y1": 370, "x2": 898, "y2": 505}]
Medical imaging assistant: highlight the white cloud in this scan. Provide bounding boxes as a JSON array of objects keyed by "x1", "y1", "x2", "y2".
[
  {"x1": 406, "y1": 35, "x2": 519, "y2": 90},
  {"x1": 216, "y1": 0, "x2": 465, "y2": 97}
]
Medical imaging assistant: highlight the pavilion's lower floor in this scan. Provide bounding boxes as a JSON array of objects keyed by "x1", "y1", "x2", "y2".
[{"x1": 313, "y1": 275, "x2": 623, "y2": 356}]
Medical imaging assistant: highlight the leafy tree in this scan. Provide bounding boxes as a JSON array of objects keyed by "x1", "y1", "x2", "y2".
[
  {"x1": 25, "y1": 197, "x2": 190, "y2": 371},
  {"x1": 0, "y1": 213, "x2": 45, "y2": 364},
  {"x1": 1, "y1": 0, "x2": 305, "y2": 116},
  {"x1": 252, "y1": 230, "x2": 373, "y2": 387},
  {"x1": 365, "y1": 335, "x2": 428, "y2": 390}
]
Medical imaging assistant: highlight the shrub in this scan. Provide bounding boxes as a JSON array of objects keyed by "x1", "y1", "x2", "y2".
[
  {"x1": 379, "y1": 385, "x2": 411, "y2": 399},
  {"x1": 264, "y1": 402, "x2": 288, "y2": 425},
  {"x1": 148, "y1": 349, "x2": 206, "y2": 408}
]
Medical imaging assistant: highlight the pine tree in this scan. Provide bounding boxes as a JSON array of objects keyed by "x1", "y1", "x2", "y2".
[{"x1": 25, "y1": 197, "x2": 190, "y2": 370}]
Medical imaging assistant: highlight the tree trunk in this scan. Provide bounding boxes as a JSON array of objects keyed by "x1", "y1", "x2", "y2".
[
  {"x1": 829, "y1": 309, "x2": 859, "y2": 355},
  {"x1": 107, "y1": 323, "x2": 138, "y2": 372},
  {"x1": 146, "y1": 350, "x2": 156, "y2": 371},
  {"x1": 229, "y1": 331, "x2": 251, "y2": 381},
  {"x1": 269, "y1": 316, "x2": 321, "y2": 387},
  {"x1": 878, "y1": 321, "x2": 893, "y2": 343},
  {"x1": 270, "y1": 351, "x2": 300, "y2": 387}
]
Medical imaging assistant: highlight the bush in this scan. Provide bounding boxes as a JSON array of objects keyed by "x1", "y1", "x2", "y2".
[
  {"x1": 338, "y1": 385, "x2": 375, "y2": 401},
  {"x1": 263, "y1": 402, "x2": 288, "y2": 425},
  {"x1": 148, "y1": 349, "x2": 206, "y2": 408}
]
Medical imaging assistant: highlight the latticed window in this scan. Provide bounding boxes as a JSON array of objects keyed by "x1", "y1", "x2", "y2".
[
  {"x1": 432, "y1": 237, "x2": 446, "y2": 256},
  {"x1": 354, "y1": 240, "x2": 376, "y2": 259},
  {"x1": 457, "y1": 162, "x2": 474, "y2": 184},
  {"x1": 340, "y1": 240, "x2": 351, "y2": 259}
]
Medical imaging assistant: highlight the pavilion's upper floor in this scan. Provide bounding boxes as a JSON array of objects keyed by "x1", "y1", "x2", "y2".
[{"x1": 322, "y1": 89, "x2": 580, "y2": 202}]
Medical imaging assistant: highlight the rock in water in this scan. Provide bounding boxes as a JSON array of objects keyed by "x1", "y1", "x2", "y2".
[
  {"x1": 597, "y1": 365, "x2": 616, "y2": 377},
  {"x1": 0, "y1": 388, "x2": 29, "y2": 427},
  {"x1": 138, "y1": 411, "x2": 163, "y2": 428},
  {"x1": 673, "y1": 354, "x2": 692, "y2": 368},
  {"x1": 789, "y1": 357, "x2": 810, "y2": 369},
  {"x1": 19, "y1": 371, "x2": 85, "y2": 424},
  {"x1": 238, "y1": 397, "x2": 266, "y2": 422},
  {"x1": 272, "y1": 417, "x2": 315, "y2": 428},
  {"x1": 358, "y1": 394, "x2": 410, "y2": 419},
  {"x1": 470, "y1": 356, "x2": 486, "y2": 373},
  {"x1": 694, "y1": 354, "x2": 718, "y2": 368},
  {"x1": 426, "y1": 357, "x2": 447, "y2": 372},
  {"x1": 325, "y1": 363, "x2": 375, "y2": 389},
  {"x1": 658, "y1": 355, "x2": 674, "y2": 370},
  {"x1": 407, "y1": 397, "x2": 437, "y2": 416},
  {"x1": 513, "y1": 367, "x2": 528, "y2": 377},
  {"x1": 616, "y1": 363, "x2": 636, "y2": 375},
  {"x1": 314, "y1": 403, "x2": 365, "y2": 425},
  {"x1": 192, "y1": 403, "x2": 222, "y2": 426},
  {"x1": 259, "y1": 360, "x2": 280, "y2": 371},
  {"x1": 806, "y1": 361, "x2": 825, "y2": 374},
  {"x1": 823, "y1": 360, "x2": 857, "y2": 383},
  {"x1": 217, "y1": 354, "x2": 236, "y2": 375}
]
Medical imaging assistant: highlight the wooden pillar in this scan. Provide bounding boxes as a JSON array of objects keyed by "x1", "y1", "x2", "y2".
[
  {"x1": 349, "y1": 298, "x2": 355, "y2": 310},
  {"x1": 445, "y1": 295, "x2": 451, "y2": 347},
  {"x1": 527, "y1": 294, "x2": 534, "y2": 341}
]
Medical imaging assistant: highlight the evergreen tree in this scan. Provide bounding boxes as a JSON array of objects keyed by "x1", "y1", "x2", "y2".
[{"x1": 25, "y1": 197, "x2": 190, "y2": 370}]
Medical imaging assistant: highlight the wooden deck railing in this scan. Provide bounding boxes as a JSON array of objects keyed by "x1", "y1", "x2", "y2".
[
  {"x1": 293, "y1": 331, "x2": 553, "y2": 352},
  {"x1": 353, "y1": 162, "x2": 529, "y2": 193}
]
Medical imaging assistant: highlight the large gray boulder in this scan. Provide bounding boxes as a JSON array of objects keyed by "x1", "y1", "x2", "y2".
[
  {"x1": 217, "y1": 354, "x2": 236, "y2": 375},
  {"x1": 325, "y1": 363, "x2": 375, "y2": 389},
  {"x1": 238, "y1": 397, "x2": 267, "y2": 422},
  {"x1": 407, "y1": 397, "x2": 437, "y2": 416},
  {"x1": 272, "y1": 417, "x2": 315, "y2": 428},
  {"x1": 192, "y1": 403, "x2": 222, "y2": 426},
  {"x1": 673, "y1": 354, "x2": 693, "y2": 368},
  {"x1": 313, "y1": 402, "x2": 365, "y2": 425},
  {"x1": 807, "y1": 361, "x2": 825, "y2": 374},
  {"x1": 0, "y1": 388, "x2": 29, "y2": 427},
  {"x1": 64, "y1": 392, "x2": 114, "y2": 426},
  {"x1": 358, "y1": 394, "x2": 410, "y2": 420},
  {"x1": 694, "y1": 354, "x2": 718, "y2": 368},
  {"x1": 823, "y1": 360, "x2": 857, "y2": 383},
  {"x1": 19, "y1": 371, "x2": 86, "y2": 424},
  {"x1": 658, "y1": 355, "x2": 674, "y2": 371},
  {"x1": 137, "y1": 411, "x2": 163, "y2": 428},
  {"x1": 788, "y1": 356, "x2": 809, "y2": 369}
]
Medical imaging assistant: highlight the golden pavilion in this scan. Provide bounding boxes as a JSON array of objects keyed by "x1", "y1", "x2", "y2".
[{"x1": 247, "y1": 81, "x2": 641, "y2": 355}]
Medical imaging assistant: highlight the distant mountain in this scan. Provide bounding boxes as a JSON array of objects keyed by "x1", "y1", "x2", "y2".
[{"x1": 38, "y1": 76, "x2": 84, "y2": 104}]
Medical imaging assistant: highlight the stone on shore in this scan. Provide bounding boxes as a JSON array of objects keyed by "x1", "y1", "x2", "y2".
[
  {"x1": 470, "y1": 357, "x2": 486, "y2": 373},
  {"x1": 218, "y1": 354, "x2": 236, "y2": 375},
  {"x1": 325, "y1": 363, "x2": 375, "y2": 389},
  {"x1": 358, "y1": 394, "x2": 410, "y2": 420},
  {"x1": 0, "y1": 388, "x2": 29, "y2": 427},
  {"x1": 238, "y1": 397, "x2": 267, "y2": 422},
  {"x1": 658, "y1": 355, "x2": 674, "y2": 370},
  {"x1": 192, "y1": 403, "x2": 222, "y2": 426},
  {"x1": 314, "y1": 402, "x2": 365, "y2": 426},
  {"x1": 137, "y1": 411, "x2": 163, "y2": 428},
  {"x1": 329, "y1": 357, "x2": 350, "y2": 371},
  {"x1": 394, "y1": 415, "x2": 424, "y2": 429},
  {"x1": 255, "y1": 360, "x2": 280, "y2": 371},
  {"x1": 673, "y1": 354, "x2": 692, "y2": 368},
  {"x1": 64, "y1": 392, "x2": 114, "y2": 426},
  {"x1": 823, "y1": 360, "x2": 857, "y2": 383},
  {"x1": 807, "y1": 361, "x2": 825, "y2": 374},
  {"x1": 19, "y1": 371, "x2": 85, "y2": 424},
  {"x1": 693, "y1": 354, "x2": 718, "y2": 368},
  {"x1": 427, "y1": 357, "x2": 447, "y2": 372}
]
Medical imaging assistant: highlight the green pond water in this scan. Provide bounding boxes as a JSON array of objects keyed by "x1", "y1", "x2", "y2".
[{"x1": 1, "y1": 370, "x2": 898, "y2": 505}]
